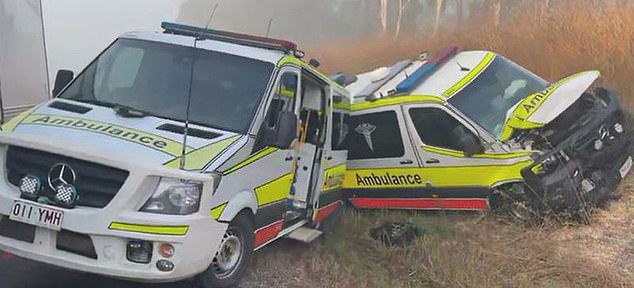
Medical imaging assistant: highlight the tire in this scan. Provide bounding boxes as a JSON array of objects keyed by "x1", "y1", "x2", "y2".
[{"x1": 196, "y1": 212, "x2": 254, "y2": 288}]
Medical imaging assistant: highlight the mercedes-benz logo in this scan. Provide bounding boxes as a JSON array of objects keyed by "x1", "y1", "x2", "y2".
[
  {"x1": 599, "y1": 125, "x2": 609, "y2": 140},
  {"x1": 48, "y1": 163, "x2": 77, "y2": 190}
]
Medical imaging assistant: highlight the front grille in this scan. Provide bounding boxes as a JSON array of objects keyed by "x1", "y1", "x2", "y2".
[
  {"x1": 0, "y1": 217, "x2": 36, "y2": 243},
  {"x1": 56, "y1": 230, "x2": 98, "y2": 259},
  {"x1": 6, "y1": 146, "x2": 129, "y2": 208}
]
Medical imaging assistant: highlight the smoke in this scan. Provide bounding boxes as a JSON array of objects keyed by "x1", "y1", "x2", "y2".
[{"x1": 175, "y1": 0, "x2": 382, "y2": 44}]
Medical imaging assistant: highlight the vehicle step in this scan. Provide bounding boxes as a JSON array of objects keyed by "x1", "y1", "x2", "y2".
[{"x1": 285, "y1": 227, "x2": 323, "y2": 243}]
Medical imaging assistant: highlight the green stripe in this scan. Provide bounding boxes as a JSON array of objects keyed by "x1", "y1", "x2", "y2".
[
  {"x1": 164, "y1": 135, "x2": 241, "y2": 170},
  {"x1": 443, "y1": 52, "x2": 495, "y2": 97},
  {"x1": 223, "y1": 146, "x2": 278, "y2": 175},
  {"x1": 19, "y1": 114, "x2": 193, "y2": 156},
  {"x1": 1, "y1": 107, "x2": 36, "y2": 132},
  {"x1": 108, "y1": 222, "x2": 189, "y2": 235}
]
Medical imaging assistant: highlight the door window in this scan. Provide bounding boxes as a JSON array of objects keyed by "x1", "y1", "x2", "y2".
[
  {"x1": 341, "y1": 111, "x2": 404, "y2": 160},
  {"x1": 409, "y1": 107, "x2": 476, "y2": 151},
  {"x1": 265, "y1": 72, "x2": 298, "y2": 128}
]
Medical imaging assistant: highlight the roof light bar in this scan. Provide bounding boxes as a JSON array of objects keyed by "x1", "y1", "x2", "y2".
[
  {"x1": 395, "y1": 46, "x2": 459, "y2": 93},
  {"x1": 161, "y1": 22, "x2": 299, "y2": 54}
]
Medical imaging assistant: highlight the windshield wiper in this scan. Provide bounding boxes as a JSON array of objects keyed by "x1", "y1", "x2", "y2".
[
  {"x1": 112, "y1": 105, "x2": 151, "y2": 118},
  {"x1": 71, "y1": 99, "x2": 152, "y2": 118}
]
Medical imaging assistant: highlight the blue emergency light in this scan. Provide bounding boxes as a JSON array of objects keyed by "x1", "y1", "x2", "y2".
[{"x1": 395, "y1": 46, "x2": 459, "y2": 93}]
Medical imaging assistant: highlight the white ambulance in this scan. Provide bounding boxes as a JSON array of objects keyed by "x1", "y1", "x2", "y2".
[
  {"x1": 336, "y1": 47, "x2": 632, "y2": 222},
  {"x1": 0, "y1": 22, "x2": 347, "y2": 287}
]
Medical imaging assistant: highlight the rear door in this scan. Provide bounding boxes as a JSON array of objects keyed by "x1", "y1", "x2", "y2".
[{"x1": 310, "y1": 88, "x2": 348, "y2": 224}]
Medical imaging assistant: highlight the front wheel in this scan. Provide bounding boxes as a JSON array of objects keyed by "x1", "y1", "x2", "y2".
[{"x1": 196, "y1": 212, "x2": 254, "y2": 288}]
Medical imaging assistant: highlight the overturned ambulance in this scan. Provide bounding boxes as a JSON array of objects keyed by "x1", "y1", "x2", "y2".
[
  {"x1": 0, "y1": 23, "x2": 347, "y2": 287},
  {"x1": 333, "y1": 47, "x2": 632, "y2": 221}
]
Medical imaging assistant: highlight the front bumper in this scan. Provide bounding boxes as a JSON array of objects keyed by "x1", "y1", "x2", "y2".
[
  {"x1": 0, "y1": 134, "x2": 228, "y2": 283},
  {"x1": 521, "y1": 89, "x2": 633, "y2": 213},
  {"x1": 0, "y1": 213, "x2": 227, "y2": 282}
]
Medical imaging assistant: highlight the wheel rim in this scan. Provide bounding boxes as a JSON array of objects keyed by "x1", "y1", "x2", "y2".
[{"x1": 212, "y1": 228, "x2": 243, "y2": 279}]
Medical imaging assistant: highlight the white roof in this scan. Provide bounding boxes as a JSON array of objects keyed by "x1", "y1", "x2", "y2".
[
  {"x1": 347, "y1": 51, "x2": 493, "y2": 103},
  {"x1": 120, "y1": 31, "x2": 287, "y2": 64}
]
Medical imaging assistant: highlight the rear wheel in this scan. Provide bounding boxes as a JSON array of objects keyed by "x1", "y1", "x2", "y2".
[{"x1": 196, "y1": 212, "x2": 254, "y2": 288}]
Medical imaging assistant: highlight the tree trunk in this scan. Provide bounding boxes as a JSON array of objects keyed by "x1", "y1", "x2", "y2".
[
  {"x1": 379, "y1": 0, "x2": 388, "y2": 33},
  {"x1": 456, "y1": 0, "x2": 464, "y2": 27},
  {"x1": 493, "y1": 0, "x2": 501, "y2": 28},
  {"x1": 542, "y1": 0, "x2": 550, "y2": 17},
  {"x1": 394, "y1": 0, "x2": 410, "y2": 40},
  {"x1": 433, "y1": 0, "x2": 444, "y2": 35}
]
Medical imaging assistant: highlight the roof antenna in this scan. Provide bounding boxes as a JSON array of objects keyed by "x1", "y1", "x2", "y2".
[
  {"x1": 205, "y1": 3, "x2": 220, "y2": 30},
  {"x1": 265, "y1": 18, "x2": 273, "y2": 37},
  {"x1": 179, "y1": 4, "x2": 219, "y2": 170},
  {"x1": 456, "y1": 61, "x2": 471, "y2": 72}
]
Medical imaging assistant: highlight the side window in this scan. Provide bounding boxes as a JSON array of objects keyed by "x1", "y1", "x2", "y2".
[
  {"x1": 341, "y1": 111, "x2": 405, "y2": 160},
  {"x1": 409, "y1": 107, "x2": 476, "y2": 151},
  {"x1": 265, "y1": 72, "x2": 298, "y2": 128}
]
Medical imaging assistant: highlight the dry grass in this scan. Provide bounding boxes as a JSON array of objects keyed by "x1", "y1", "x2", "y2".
[
  {"x1": 243, "y1": 1, "x2": 634, "y2": 287},
  {"x1": 307, "y1": 1, "x2": 634, "y2": 109}
]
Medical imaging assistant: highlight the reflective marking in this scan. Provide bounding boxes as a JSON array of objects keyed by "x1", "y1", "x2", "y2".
[
  {"x1": 314, "y1": 200, "x2": 342, "y2": 223},
  {"x1": 164, "y1": 135, "x2": 241, "y2": 170},
  {"x1": 210, "y1": 202, "x2": 228, "y2": 220},
  {"x1": 254, "y1": 220, "x2": 283, "y2": 248},
  {"x1": 322, "y1": 164, "x2": 346, "y2": 191},
  {"x1": 442, "y1": 52, "x2": 496, "y2": 97},
  {"x1": 422, "y1": 145, "x2": 531, "y2": 159},
  {"x1": 255, "y1": 173, "x2": 294, "y2": 206},
  {"x1": 108, "y1": 222, "x2": 189, "y2": 236},
  {"x1": 349, "y1": 95, "x2": 444, "y2": 111},
  {"x1": 344, "y1": 161, "x2": 531, "y2": 189},
  {"x1": 1, "y1": 107, "x2": 36, "y2": 132},
  {"x1": 223, "y1": 147, "x2": 278, "y2": 175},
  {"x1": 19, "y1": 114, "x2": 193, "y2": 156},
  {"x1": 350, "y1": 198, "x2": 488, "y2": 210}
]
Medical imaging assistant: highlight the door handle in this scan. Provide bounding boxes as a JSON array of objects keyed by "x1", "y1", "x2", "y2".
[
  {"x1": 426, "y1": 158, "x2": 440, "y2": 164},
  {"x1": 285, "y1": 156, "x2": 294, "y2": 161},
  {"x1": 326, "y1": 156, "x2": 333, "y2": 160},
  {"x1": 400, "y1": 159, "x2": 414, "y2": 165}
]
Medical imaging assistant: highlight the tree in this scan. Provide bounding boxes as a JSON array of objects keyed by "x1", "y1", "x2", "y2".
[
  {"x1": 433, "y1": 0, "x2": 445, "y2": 35},
  {"x1": 394, "y1": 0, "x2": 412, "y2": 39},
  {"x1": 379, "y1": 0, "x2": 388, "y2": 33}
]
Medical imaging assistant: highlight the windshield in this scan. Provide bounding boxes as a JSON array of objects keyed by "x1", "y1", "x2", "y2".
[
  {"x1": 448, "y1": 56, "x2": 548, "y2": 138},
  {"x1": 60, "y1": 38, "x2": 275, "y2": 133}
]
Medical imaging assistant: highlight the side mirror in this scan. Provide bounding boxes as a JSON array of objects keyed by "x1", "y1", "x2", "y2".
[
  {"x1": 460, "y1": 133, "x2": 485, "y2": 157},
  {"x1": 259, "y1": 111, "x2": 297, "y2": 149},
  {"x1": 52, "y1": 69, "x2": 74, "y2": 97}
]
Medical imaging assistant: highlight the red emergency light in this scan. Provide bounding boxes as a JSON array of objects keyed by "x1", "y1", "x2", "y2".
[{"x1": 161, "y1": 22, "x2": 300, "y2": 55}]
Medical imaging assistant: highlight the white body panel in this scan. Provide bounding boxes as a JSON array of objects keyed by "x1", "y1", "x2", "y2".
[
  {"x1": 527, "y1": 71, "x2": 600, "y2": 124},
  {"x1": 0, "y1": 132, "x2": 227, "y2": 282}
]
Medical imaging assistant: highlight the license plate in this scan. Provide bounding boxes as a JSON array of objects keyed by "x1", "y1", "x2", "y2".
[
  {"x1": 619, "y1": 156, "x2": 633, "y2": 179},
  {"x1": 9, "y1": 200, "x2": 64, "y2": 231}
]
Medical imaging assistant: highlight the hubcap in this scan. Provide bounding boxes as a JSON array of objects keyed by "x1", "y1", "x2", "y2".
[{"x1": 212, "y1": 229, "x2": 243, "y2": 279}]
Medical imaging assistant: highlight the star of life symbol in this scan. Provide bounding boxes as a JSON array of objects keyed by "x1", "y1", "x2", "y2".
[{"x1": 355, "y1": 123, "x2": 377, "y2": 151}]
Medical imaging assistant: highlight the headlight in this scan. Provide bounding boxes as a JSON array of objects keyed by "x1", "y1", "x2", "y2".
[
  {"x1": 614, "y1": 123, "x2": 624, "y2": 134},
  {"x1": 531, "y1": 153, "x2": 560, "y2": 174},
  {"x1": 140, "y1": 178, "x2": 202, "y2": 215}
]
